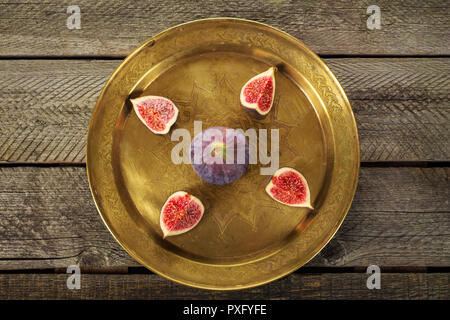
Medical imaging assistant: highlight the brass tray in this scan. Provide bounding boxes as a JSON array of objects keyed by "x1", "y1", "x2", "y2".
[{"x1": 87, "y1": 18, "x2": 360, "y2": 290}]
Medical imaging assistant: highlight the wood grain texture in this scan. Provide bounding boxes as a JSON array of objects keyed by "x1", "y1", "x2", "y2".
[
  {"x1": 0, "y1": 60, "x2": 110, "y2": 164},
  {"x1": 335, "y1": 59, "x2": 450, "y2": 162},
  {"x1": 0, "y1": 0, "x2": 449, "y2": 56},
  {"x1": 0, "y1": 273, "x2": 448, "y2": 299},
  {"x1": 0, "y1": 58, "x2": 448, "y2": 163},
  {"x1": 0, "y1": 166, "x2": 448, "y2": 270}
]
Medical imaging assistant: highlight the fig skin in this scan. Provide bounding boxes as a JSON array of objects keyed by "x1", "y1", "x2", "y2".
[{"x1": 190, "y1": 127, "x2": 249, "y2": 185}]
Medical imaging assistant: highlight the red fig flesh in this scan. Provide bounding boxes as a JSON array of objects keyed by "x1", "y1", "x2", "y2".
[
  {"x1": 130, "y1": 95, "x2": 179, "y2": 134},
  {"x1": 265, "y1": 167, "x2": 313, "y2": 209},
  {"x1": 240, "y1": 67, "x2": 276, "y2": 115},
  {"x1": 160, "y1": 191, "x2": 205, "y2": 238}
]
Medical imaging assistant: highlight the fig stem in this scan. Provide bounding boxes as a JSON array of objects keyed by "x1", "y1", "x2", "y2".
[{"x1": 210, "y1": 141, "x2": 226, "y2": 160}]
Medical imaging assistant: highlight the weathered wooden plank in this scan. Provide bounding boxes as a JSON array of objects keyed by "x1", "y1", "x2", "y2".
[
  {"x1": 0, "y1": 273, "x2": 448, "y2": 299},
  {"x1": 0, "y1": 60, "x2": 109, "y2": 164},
  {"x1": 0, "y1": 58, "x2": 448, "y2": 163},
  {"x1": 0, "y1": 166, "x2": 448, "y2": 270},
  {"x1": 334, "y1": 59, "x2": 450, "y2": 162},
  {"x1": 0, "y1": 0, "x2": 448, "y2": 56}
]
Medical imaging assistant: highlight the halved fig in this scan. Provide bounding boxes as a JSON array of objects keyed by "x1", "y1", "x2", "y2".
[
  {"x1": 265, "y1": 167, "x2": 313, "y2": 209},
  {"x1": 160, "y1": 191, "x2": 205, "y2": 238},
  {"x1": 240, "y1": 67, "x2": 276, "y2": 115},
  {"x1": 130, "y1": 95, "x2": 179, "y2": 134}
]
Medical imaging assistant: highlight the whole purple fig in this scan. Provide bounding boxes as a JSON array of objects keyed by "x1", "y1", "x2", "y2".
[{"x1": 190, "y1": 127, "x2": 249, "y2": 185}]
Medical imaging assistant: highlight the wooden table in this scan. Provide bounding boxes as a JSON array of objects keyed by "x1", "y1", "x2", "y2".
[{"x1": 0, "y1": 0, "x2": 448, "y2": 299}]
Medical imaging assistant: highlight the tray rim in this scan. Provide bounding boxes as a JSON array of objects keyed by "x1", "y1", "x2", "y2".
[{"x1": 86, "y1": 17, "x2": 360, "y2": 290}]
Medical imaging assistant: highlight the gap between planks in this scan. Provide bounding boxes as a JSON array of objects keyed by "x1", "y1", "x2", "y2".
[
  {"x1": 1, "y1": 266, "x2": 447, "y2": 275},
  {"x1": 1, "y1": 55, "x2": 450, "y2": 60},
  {"x1": 1, "y1": 162, "x2": 449, "y2": 167}
]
